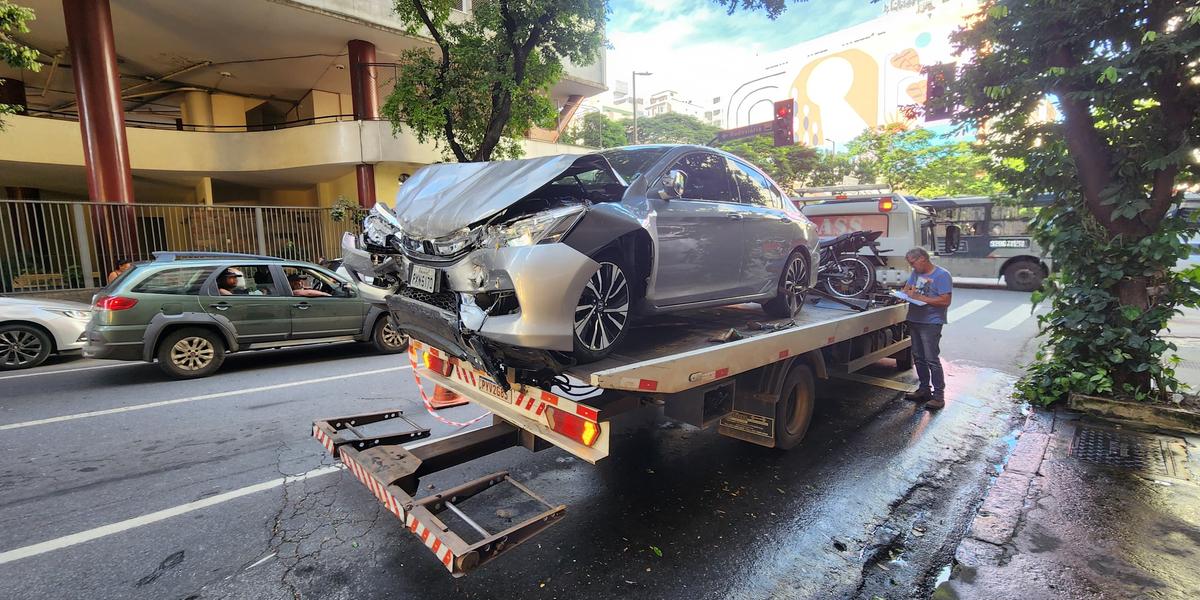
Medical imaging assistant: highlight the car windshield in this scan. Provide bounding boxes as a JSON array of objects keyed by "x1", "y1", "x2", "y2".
[{"x1": 600, "y1": 147, "x2": 670, "y2": 183}]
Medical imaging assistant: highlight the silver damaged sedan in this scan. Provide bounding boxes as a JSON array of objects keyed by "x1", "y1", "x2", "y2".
[{"x1": 348, "y1": 144, "x2": 819, "y2": 379}]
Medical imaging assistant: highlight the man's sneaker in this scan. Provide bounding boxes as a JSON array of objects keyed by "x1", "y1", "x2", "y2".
[
  {"x1": 925, "y1": 396, "x2": 945, "y2": 410},
  {"x1": 905, "y1": 388, "x2": 932, "y2": 402}
]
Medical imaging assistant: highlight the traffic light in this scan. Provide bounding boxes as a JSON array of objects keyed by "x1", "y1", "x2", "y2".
[
  {"x1": 773, "y1": 99, "x2": 795, "y2": 147},
  {"x1": 925, "y1": 63, "x2": 955, "y2": 121}
]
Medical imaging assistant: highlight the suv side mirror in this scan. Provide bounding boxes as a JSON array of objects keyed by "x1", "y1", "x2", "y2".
[
  {"x1": 942, "y1": 224, "x2": 962, "y2": 255},
  {"x1": 657, "y1": 169, "x2": 686, "y2": 200}
]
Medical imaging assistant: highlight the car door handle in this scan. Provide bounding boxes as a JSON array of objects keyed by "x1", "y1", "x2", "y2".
[
  {"x1": 293, "y1": 302, "x2": 310, "y2": 310},
  {"x1": 209, "y1": 302, "x2": 230, "y2": 311},
  {"x1": 727, "y1": 213, "x2": 744, "y2": 220}
]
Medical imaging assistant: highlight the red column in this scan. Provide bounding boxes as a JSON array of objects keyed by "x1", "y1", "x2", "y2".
[
  {"x1": 63, "y1": 0, "x2": 137, "y2": 267},
  {"x1": 348, "y1": 39, "x2": 378, "y2": 208}
]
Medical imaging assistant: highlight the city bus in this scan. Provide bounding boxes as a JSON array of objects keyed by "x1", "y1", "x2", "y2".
[{"x1": 913, "y1": 196, "x2": 1052, "y2": 291}]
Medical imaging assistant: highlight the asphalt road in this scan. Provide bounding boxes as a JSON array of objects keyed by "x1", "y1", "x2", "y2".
[{"x1": 0, "y1": 286, "x2": 1039, "y2": 600}]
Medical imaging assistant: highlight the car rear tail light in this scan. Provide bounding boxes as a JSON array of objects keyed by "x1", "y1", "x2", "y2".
[
  {"x1": 544, "y1": 406, "x2": 600, "y2": 447},
  {"x1": 422, "y1": 351, "x2": 455, "y2": 377},
  {"x1": 878, "y1": 198, "x2": 895, "y2": 212},
  {"x1": 94, "y1": 295, "x2": 138, "y2": 311}
]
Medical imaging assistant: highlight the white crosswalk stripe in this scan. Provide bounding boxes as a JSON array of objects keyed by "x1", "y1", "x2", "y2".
[
  {"x1": 985, "y1": 303, "x2": 1036, "y2": 330},
  {"x1": 948, "y1": 299, "x2": 991, "y2": 322}
]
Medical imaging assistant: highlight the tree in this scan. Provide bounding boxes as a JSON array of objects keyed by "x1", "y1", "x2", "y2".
[
  {"x1": 845, "y1": 124, "x2": 1001, "y2": 197},
  {"x1": 383, "y1": 0, "x2": 606, "y2": 162},
  {"x1": 717, "y1": 134, "x2": 821, "y2": 189},
  {"x1": 0, "y1": 1, "x2": 40, "y2": 130},
  {"x1": 631, "y1": 112, "x2": 719, "y2": 145},
  {"x1": 572, "y1": 111, "x2": 628, "y2": 148},
  {"x1": 951, "y1": 0, "x2": 1200, "y2": 403}
]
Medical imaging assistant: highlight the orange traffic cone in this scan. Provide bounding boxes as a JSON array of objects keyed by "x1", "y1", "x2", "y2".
[{"x1": 430, "y1": 384, "x2": 469, "y2": 409}]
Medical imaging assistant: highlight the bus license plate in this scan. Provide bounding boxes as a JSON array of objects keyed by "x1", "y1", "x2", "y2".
[
  {"x1": 409, "y1": 265, "x2": 438, "y2": 293},
  {"x1": 478, "y1": 376, "x2": 506, "y2": 400}
]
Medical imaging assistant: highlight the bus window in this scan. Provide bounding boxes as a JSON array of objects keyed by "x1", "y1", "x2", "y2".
[{"x1": 990, "y1": 205, "x2": 1037, "y2": 236}]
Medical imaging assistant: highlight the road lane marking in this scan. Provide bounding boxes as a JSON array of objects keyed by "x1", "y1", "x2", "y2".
[
  {"x1": 985, "y1": 303, "x2": 1036, "y2": 331},
  {"x1": 0, "y1": 362, "x2": 137, "y2": 381},
  {"x1": 948, "y1": 299, "x2": 991, "y2": 323},
  {"x1": 0, "y1": 366, "x2": 411, "y2": 431},
  {"x1": 0, "y1": 465, "x2": 342, "y2": 566}
]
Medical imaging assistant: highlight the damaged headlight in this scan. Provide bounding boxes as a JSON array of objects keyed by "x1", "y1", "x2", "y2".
[
  {"x1": 362, "y1": 203, "x2": 401, "y2": 247},
  {"x1": 483, "y1": 205, "x2": 586, "y2": 248},
  {"x1": 431, "y1": 228, "x2": 476, "y2": 256}
]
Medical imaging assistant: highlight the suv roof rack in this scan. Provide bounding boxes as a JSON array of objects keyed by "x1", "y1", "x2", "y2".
[{"x1": 153, "y1": 251, "x2": 284, "y2": 262}]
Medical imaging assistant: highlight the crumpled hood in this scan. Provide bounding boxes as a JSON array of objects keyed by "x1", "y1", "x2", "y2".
[{"x1": 391, "y1": 153, "x2": 621, "y2": 239}]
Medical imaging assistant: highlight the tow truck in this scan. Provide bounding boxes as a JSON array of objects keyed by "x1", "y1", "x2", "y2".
[{"x1": 312, "y1": 288, "x2": 916, "y2": 576}]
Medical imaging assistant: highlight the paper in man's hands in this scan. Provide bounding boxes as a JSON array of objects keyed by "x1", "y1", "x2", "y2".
[{"x1": 890, "y1": 289, "x2": 927, "y2": 306}]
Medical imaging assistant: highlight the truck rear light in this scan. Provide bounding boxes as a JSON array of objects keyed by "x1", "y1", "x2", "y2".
[
  {"x1": 94, "y1": 295, "x2": 138, "y2": 311},
  {"x1": 422, "y1": 351, "x2": 455, "y2": 377},
  {"x1": 544, "y1": 406, "x2": 600, "y2": 447},
  {"x1": 878, "y1": 198, "x2": 894, "y2": 212}
]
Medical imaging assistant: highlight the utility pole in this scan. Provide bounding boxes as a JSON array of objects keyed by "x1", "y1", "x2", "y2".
[{"x1": 631, "y1": 71, "x2": 652, "y2": 144}]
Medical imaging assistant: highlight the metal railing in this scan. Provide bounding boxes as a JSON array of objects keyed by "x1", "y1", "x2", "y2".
[
  {"x1": 0, "y1": 199, "x2": 362, "y2": 294},
  {"x1": 19, "y1": 108, "x2": 366, "y2": 132}
]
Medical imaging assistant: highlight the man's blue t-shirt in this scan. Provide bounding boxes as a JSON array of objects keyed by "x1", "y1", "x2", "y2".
[{"x1": 906, "y1": 266, "x2": 953, "y2": 324}]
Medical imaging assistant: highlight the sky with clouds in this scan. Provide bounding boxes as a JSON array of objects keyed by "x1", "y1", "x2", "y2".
[{"x1": 603, "y1": 0, "x2": 883, "y2": 107}]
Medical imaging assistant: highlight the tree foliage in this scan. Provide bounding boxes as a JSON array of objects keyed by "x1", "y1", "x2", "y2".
[
  {"x1": 631, "y1": 112, "x2": 720, "y2": 145},
  {"x1": 0, "y1": 1, "x2": 39, "y2": 129},
  {"x1": 383, "y1": 0, "x2": 606, "y2": 162},
  {"x1": 846, "y1": 123, "x2": 1002, "y2": 197},
  {"x1": 572, "y1": 111, "x2": 628, "y2": 148},
  {"x1": 951, "y1": 0, "x2": 1200, "y2": 404},
  {"x1": 717, "y1": 134, "x2": 821, "y2": 189}
]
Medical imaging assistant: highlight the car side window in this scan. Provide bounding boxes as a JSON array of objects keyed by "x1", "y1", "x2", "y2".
[
  {"x1": 132, "y1": 267, "x2": 215, "y2": 295},
  {"x1": 729, "y1": 159, "x2": 782, "y2": 208},
  {"x1": 213, "y1": 265, "x2": 277, "y2": 296},
  {"x1": 284, "y1": 266, "x2": 352, "y2": 298},
  {"x1": 670, "y1": 152, "x2": 735, "y2": 202}
]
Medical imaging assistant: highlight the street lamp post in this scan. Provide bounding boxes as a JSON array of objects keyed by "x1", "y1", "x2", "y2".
[
  {"x1": 826, "y1": 138, "x2": 837, "y2": 155},
  {"x1": 632, "y1": 70, "x2": 652, "y2": 144}
]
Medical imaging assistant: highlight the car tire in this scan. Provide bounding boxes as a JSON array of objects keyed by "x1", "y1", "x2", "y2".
[
  {"x1": 774, "y1": 363, "x2": 816, "y2": 450},
  {"x1": 763, "y1": 250, "x2": 810, "y2": 319},
  {"x1": 371, "y1": 317, "x2": 409, "y2": 354},
  {"x1": 572, "y1": 251, "x2": 634, "y2": 364},
  {"x1": 157, "y1": 327, "x2": 226, "y2": 379},
  {"x1": 1004, "y1": 260, "x2": 1044, "y2": 292},
  {"x1": 0, "y1": 324, "x2": 53, "y2": 370}
]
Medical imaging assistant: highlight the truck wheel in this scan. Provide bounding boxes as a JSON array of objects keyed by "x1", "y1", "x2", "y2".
[
  {"x1": 774, "y1": 363, "x2": 815, "y2": 450},
  {"x1": 1004, "y1": 260, "x2": 1044, "y2": 292},
  {"x1": 764, "y1": 250, "x2": 810, "y2": 319},
  {"x1": 371, "y1": 317, "x2": 409, "y2": 354},
  {"x1": 157, "y1": 327, "x2": 225, "y2": 379},
  {"x1": 0, "y1": 324, "x2": 52, "y2": 370}
]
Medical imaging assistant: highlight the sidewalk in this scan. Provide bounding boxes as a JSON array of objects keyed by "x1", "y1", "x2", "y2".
[{"x1": 936, "y1": 314, "x2": 1200, "y2": 600}]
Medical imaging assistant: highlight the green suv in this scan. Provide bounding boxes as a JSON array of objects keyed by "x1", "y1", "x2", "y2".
[{"x1": 84, "y1": 252, "x2": 408, "y2": 379}]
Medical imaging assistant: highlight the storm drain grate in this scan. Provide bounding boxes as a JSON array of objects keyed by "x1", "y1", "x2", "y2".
[{"x1": 1069, "y1": 425, "x2": 1185, "y2": 478}]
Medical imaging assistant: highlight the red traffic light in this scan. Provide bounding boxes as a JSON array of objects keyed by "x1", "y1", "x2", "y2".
[{"x1": 773, "y1": 99, "x2": 795, "y2": 147}]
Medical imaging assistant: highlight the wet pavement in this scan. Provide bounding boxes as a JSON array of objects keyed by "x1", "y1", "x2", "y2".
[{"x1": 0, "y1": 287, "x2": 1037, "y2": 600}]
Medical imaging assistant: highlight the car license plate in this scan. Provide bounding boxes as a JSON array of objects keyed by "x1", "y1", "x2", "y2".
[
  {"x1": 478, "y1": 376, "x2": 506, "y2": 400},
  {"x1": 409, "y1": 265, "x2": 438, "y2": 293}
]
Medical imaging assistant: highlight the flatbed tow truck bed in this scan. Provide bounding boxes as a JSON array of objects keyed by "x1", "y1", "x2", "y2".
[{"x1": 313, "y1": 296, "x2": 913, "y2": 576}]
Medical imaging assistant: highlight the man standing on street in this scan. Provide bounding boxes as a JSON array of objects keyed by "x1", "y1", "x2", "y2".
[{"x1": 901, "y1": 248, "x2": 953, "y2": 409}]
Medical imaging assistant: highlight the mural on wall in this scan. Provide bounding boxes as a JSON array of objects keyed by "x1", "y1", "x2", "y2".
[{"x1": 731, "y1": 0, "x2": 983, "y2": 146}]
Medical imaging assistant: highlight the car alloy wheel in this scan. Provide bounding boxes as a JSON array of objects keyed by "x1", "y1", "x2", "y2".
[
  {"x1": 782, "y1": 254, "x2": 808, "y2": 315},
  {"x1": 0, "y1": 329, "x2": 44, "y2": 368},
  {"x1": 381, "y1": 321, "x2": 408, "y2": 349},
  {"x1": 574, "y1": 261, "x2": 630, "y2": 352},
  {"x1": 170, "y1": 336, "x2": 216, "y2": 371}
]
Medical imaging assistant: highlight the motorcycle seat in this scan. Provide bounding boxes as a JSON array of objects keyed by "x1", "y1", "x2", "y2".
[{"x1": 818, "y1": 233, "x2": 855, "y2": 249}]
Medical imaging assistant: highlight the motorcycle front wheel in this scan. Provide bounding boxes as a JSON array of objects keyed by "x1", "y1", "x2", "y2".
[{"x1": 823, "y1": 255, "x2": 876, "y2": 299}]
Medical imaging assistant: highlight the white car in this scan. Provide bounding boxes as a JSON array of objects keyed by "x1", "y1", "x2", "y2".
[{"x1": 0, "y1": 296, "x2": 92, "y2": 370}]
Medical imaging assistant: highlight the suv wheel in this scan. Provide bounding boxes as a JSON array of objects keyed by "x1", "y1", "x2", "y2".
[
  {"x1": 157, "y1": 327, "x2": 225, "y2": 379},
  {"x1": 371, "y1": 317, "x2": 409, "y2": 354},
  {"x1": 0, "y1": 324, "x2": 52, "y2": 370}
]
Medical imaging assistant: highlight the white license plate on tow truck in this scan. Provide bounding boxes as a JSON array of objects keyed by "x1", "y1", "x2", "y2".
[
  {"x1": 409, "y1": 265, "x2": 438, "y2": 293},
  {"x1": 477, "y1": 376, "x2": 506, "y2": 400}
]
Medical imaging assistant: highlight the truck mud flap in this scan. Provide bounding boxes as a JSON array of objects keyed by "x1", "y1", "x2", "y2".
[{"x1": 313, "y1": 411, "x2": 566, "y2": 576}]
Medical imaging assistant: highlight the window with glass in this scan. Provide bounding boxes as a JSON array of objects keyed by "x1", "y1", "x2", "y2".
[
  {"x1": 132, "y1": 267, "x2": 216, "y2": 295},
  {"x1": 989, "y1": 204, "x2": 1037, "y2": 236},
  {"x1": 283, "y1": 266, "x2": 352, "y2": 298},
  {"x1": 669, "y1": 152, "x2": 735, "y2": 202},
  {"x1": 729, "y1": 159, "x2": 782, "y2": 208},
  {"x1": 213, "y1": 265, "x2": 277, "y2": 296}
]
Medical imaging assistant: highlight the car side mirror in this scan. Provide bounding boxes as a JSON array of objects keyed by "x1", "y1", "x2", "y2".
[
  {"x1": 657, "y1": 169, "x2": 686, "y2": 200},
  {"x1": 943, "y1": 224, "x2": 962, "y2": 254}
]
